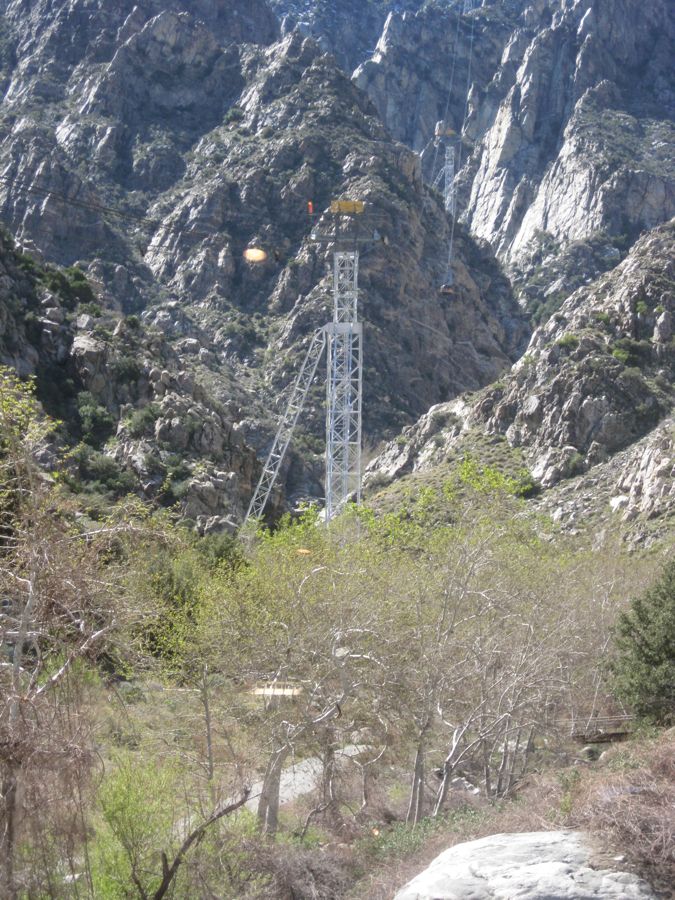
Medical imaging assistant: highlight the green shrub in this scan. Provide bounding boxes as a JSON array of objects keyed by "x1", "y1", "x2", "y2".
[
  {"x1": 558, "y1": 768, "x2": 582, "y2": 816},
  {"x1": 566, "y1": 451, "x2": 585, "y2": 476},
  {"x1": 68, "y1": 444, "x2": 136, "y2": 497},
  {"x1": 555, "y1": 334, "x2": 580, "y2": 351},
  {"x1": 80, "y1": 302, "x2": 103, "y2": 317},
  {"x1": 160, "y1": 477, "x2": 190, "y2": 506},
  {"x1": 77, "y1": 391, "x2": 114, "y2": 446},
  {"x1": 127, "y1": 403, "x2": 160, "y2": 437},
  {"x1": 362, "y1": 807, "x2": 484, "y2": 861},
  {"x1": 612, "y1": 347, "x2": 630, "y2": 364},
  {"x1": 16, "y1": 252, "x2": 37, "y2": 274},
  {"x1": 611, "y1": 337, "x2": 651, "y2": 367},
  {"x1": 94, "y1": 325, "x2": 113, "y2": 341},
  {"x1": 513, "y1": 469, "x2": 540, "y2": 498},
  {"x1": 41, "y1": 266, "x2": 95, "y2": 309},
  {"x1": 224, "y1": 106, "x2": 244, "y2": 125},
  {"x1": 110, "y1": 355, "x2": 142, "y2": 383},
  {"x1": 609, "y1": 560, "x2": 675, "y2": 724},
  {"x1": 91, "y1": 756, "x2": 185, "y2": 898}
]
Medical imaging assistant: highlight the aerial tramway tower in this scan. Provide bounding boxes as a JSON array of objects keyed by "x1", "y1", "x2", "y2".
[
  {"x1": 325, "y1": 244, "x2": 362, "y2": 520},
  {"x1": 245, "y1": 201, "x2": 376, "y2": 525},
  {"x1": 247, "y1": 0, "x2": 480, "y2": 524}
]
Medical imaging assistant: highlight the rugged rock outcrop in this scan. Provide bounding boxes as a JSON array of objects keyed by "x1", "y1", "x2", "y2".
[
  {"x1": 614, "y1": 419, "x2": 675, "y2": 523},
  {"x1": 535, "y1": 413, "x2": 675, "y2": 543},
  {"x1": 0, "y1": 0, "x2": 530, "y2": 522},
  {"x1": 0, "y1": 229, "x2": 260, "y2": 529},
  {"x1": 394, "y1": 831, "x2": 656, "y2": 900},
  {"x1": 356, "y1": 0, "x2": 675, "y2": 283},
  {"x1": 355, "y1": 1, "x2": 518, "y2": 153},
  {"x1": 270, "y1": 0, "x2": 428, "y2": 74},
  {"x1": 467, "y1": 0, "x2": 675, "y2": 260},
  {"x1": 367, "y1": 220, "x2": 675, "y2": 533},
  {"x1": 474, "y1": 221, "x2": 675, "y2": 483}
]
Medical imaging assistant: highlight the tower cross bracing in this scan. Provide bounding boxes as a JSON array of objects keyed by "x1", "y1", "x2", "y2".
[
  {"x1": 245, "y1": 327, "x2": 326, "y2": 523},
  {"x1": 245, "y1": 204, "x2": 372, "y2": 526},
  {"x1": 325, "y1": 250, "x2": 362, "y2": 521}
]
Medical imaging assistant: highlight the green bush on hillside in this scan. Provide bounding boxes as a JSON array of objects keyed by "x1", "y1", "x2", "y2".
[
  {"x1": 77, "y1": 391, "x2": 114, "y2": 446},
  {"x1": 67, "y1": 444, "x2": 136, "y2": 497},
  {"x1": 127, "y1": 403, "x2": 160, "y2": 437},
  {"x1": 42, "y1": 265, "x2": 96, "y2": 308},
  {"x1": 611, "y1": 337, "x2": 652, "y2": 368},
  {"x1": 555, "y1": 333, "x2": 580, "y2": 352}
]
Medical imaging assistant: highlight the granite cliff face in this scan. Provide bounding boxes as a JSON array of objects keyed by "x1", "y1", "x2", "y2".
[
  {"x1": 355, "y1": 1, "x2": 517, "y2": 153},
  {"x1": 0, "y1": 0, "x2": 529, "y2": 520},
  {"x1": 269, "y1": 0, "x2": 428, "y2": 74},
  {"x1": 367, "y1": 220, "x2": 675, "y2": 536},
  {"x1": 466, "y1": 0, "x2": 675, "y2": 263},
  {"x1": 0, "y1": 0, "x2": 673, "y2": 529},
  {"x1": 356, "y1": 0, "x2": 675, "y2": 295}
]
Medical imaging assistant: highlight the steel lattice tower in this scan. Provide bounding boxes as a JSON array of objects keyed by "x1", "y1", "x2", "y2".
[
  {"x1": 245, "y1": 202, "x2": 373, "y2": 526},
  {"x1": 245, "y1": 327, "x2": 326, "y2": 523},
  {"x1": 325, "y1": 250, "x2": 363, "y2": 521}
]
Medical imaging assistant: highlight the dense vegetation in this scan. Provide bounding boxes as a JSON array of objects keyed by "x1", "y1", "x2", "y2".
[
  {"x1": 610, "y1": 560, "x2": 675, "y2": 724},
  {"x1": 0, "y1": 368, "x2": 672, "y2": 898}
]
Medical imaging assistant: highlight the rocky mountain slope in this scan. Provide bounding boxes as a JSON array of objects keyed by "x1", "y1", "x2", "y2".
[
  {"x1": 0, "y1": 228, "x2": 261, "y2": 531},
  {"x1": 269, "y1": 0, "x2": 430, "y2": 73},
  {"x1": 356, "y1": 0, "x2": 675, "y2": 315},
  {"x1": 0, "y1": 0, "x2": 673, "y2": 530},
  {"x1": 0, "y1": 0, "x2": 531, "y2": 518},
  {"x1": 367, "y1": 219, "x2": 675, "y2": 538}
]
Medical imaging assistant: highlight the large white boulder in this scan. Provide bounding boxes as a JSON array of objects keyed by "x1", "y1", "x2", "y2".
[{"x1": 394, "y1": 831, "x2": 655, "y2": 900}]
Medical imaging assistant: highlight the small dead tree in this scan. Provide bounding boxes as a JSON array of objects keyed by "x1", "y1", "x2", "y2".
[
  {"x1": 0, "y1": 369, "x2": 159, "y2": 895},
  {"x1": 152, "y1": 790, "x2": 251, "y2": 900}
]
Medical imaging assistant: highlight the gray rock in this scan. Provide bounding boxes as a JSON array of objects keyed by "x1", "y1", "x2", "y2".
[
  {"x1": 76, "y1": 314, "x2": 95, "y2": 330},
  {"x1": 367, "y1": 221, "x2": 675, "y2": 538},
  {"x1": 43, "y1": 306, "x2": 64, "y2": 324},
  {"x1": 394, "y1": 831, "x2": 656, "y2": 900},
  {"x1": 653, "y1": 310, "x2": 672, "y2": 344},
  {"x1": 609, "y1": 494, "x2": 629, "y2": 513},
  {"x1": 357, "y1": 0, "x2": 674, "y2": 284},
  {"x1": 176, "y1": 338, "x2": 201, "y2": 354}
]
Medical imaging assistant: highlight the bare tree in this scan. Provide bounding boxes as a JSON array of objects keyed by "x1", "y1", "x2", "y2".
[{"x1": 0, "y1": 369, "x2": 157, "y2": 895}]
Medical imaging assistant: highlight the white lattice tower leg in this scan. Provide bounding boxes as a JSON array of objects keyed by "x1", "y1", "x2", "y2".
[
  {"x1": 245, "y1": 328, "x2": 326, "y2": 523},
  {"x1": 325, "y1": 251, "x2": 362, "y2": 522}
]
